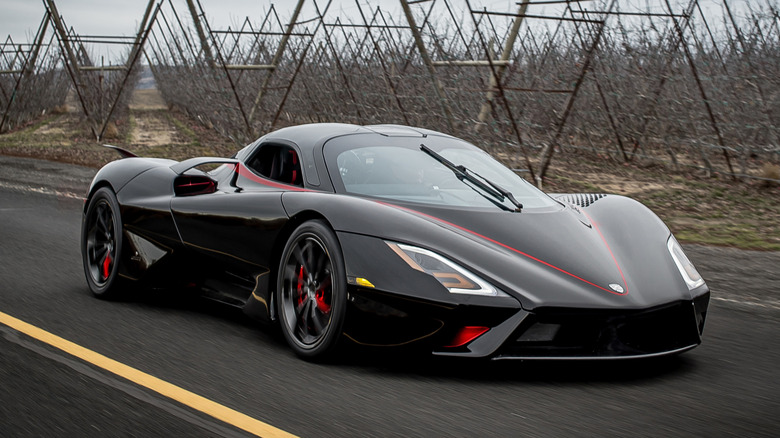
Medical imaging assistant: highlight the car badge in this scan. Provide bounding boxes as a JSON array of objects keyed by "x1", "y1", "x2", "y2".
[{"x1": 609, "y1": 283, "x2": 624, "y2": 293}]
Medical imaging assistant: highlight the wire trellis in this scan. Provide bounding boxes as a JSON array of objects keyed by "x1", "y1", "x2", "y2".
[
  {"x1": 3, "y1": 0, "x2": 778, "y2": 183},
  {"x1": 147, "y1": 0, "x2": 779, "y2": 183}
]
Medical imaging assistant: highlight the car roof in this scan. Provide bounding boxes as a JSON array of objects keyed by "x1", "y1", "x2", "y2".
[{"x1": 260, "y1": 123, "x2": 455, "y2": 153}]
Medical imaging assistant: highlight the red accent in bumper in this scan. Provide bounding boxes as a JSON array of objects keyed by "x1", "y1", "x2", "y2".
[{"x1": 446, "y1": 326, "x2": 490, "y2": 348}]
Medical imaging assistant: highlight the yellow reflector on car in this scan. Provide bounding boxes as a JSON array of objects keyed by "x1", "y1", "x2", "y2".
[{"x1": 355, "y1": 277, "x2": 375, "y2": 288}]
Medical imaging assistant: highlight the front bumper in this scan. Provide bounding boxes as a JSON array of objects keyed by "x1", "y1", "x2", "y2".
[
  {"x1": 442, "y1": 292, "x2": 710, "y2": 360},
  {"x1": 344, "y1": 286, "x2": 709, "y2": 360}
]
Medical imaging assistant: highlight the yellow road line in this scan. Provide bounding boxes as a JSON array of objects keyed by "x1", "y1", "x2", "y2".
[{"x1": 0, "y1": 311, "x2": 296, "y2": 438}]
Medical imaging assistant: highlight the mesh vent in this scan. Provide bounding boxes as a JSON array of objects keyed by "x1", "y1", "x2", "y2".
[{"x1": 556, "y1": 193, "x2": 607, "y2": 208}]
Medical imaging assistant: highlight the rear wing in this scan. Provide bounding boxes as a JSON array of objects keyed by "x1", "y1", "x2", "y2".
[
  {"x1": 102, "y1": 144, "x2": 239, "y2": 176},
  {"x1": 169, "y1": 157, "x2": 239, "y2": 175},
  {"x1": 103, "y1": 144, "x2": 137, "y2": 158}
]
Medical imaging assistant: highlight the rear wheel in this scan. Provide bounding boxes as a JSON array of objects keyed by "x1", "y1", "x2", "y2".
[
  {"x1": 277, "y1": 220, "x2": 347, "y2": 359},
  {"x1": 82, "y1": 187, "x2": 125, "y2": 298}
]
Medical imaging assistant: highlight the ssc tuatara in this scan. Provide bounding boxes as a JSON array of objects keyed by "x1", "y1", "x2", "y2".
[{"x1": 81, "y1": 123, "x2": 710, "y2": 360}]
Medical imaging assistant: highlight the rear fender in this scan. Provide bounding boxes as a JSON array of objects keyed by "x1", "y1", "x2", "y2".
[{"x1": 86, "y1": 158, "x2": 177, "y2": 208}]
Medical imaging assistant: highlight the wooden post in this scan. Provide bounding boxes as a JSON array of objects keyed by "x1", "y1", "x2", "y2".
[
  {"x1": 271, "y1": 1, "x2": 334, "y2": 129},
  {"x1": 355, "y1": 1, "x2": 409, "y2": 125},
  {"x1": 247, "y1": 0, "x2": 305, "y2": 130},
  {"x1": 126, "y1": 0, "x2": 156, "y2": 67},
  {"x1": 538, "y1": 1, "x2": 615, "y2": 186},
  {"x1": 43, "y1": 0, "x2": 97, "y2": 138},
  {"x1": 399, "y1": 0, "x2": 455, "y2": 132},
  {"x1": 98, "y1": 1, "x2": 162, "y2": 140},
  {"x1": 24, "y1": 12, "x2": 50, "y2": 78},
  {"x1": 198, "y1": 0, "x2": 254, "y2": 139},
  {"x1": 186, "y1": 0, "x2": 215, "y2": 67},
  {"x1": 474, "y1": 0, "x2": 529, "y2": 131}
]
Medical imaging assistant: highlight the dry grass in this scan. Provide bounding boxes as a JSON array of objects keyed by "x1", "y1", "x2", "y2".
[
  {"x1": 51, "y1": 104, "x2": 69, "y2": 115},
  {"x1": 102, "y1": 121, "x2": 120, "y2": 140},
  {"x1": 760, "y1": 163, "x2": 780, "y2": 188}
]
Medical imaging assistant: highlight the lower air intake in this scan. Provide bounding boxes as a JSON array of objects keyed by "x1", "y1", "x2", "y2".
[{"x1": 496, "y1": 300, "x2": 703, "y2": 359}]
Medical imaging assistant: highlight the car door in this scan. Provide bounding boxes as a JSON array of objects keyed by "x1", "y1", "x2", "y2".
[{"x1": 169, "y1": 144, "x2": 305, "y2": 274}]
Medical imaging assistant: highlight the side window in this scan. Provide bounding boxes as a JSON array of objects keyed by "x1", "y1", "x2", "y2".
[{"x1": 247, "y1": 144, "x2": 303, "y2": 187}]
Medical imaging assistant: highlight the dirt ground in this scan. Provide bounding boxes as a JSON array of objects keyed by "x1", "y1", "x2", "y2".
[{"x1": 1, "y1": 87, "x2": 778, "y2": 250}]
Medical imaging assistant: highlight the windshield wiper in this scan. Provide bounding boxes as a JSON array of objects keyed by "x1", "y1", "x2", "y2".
[{"x1": 420, "y1": 144, "x2": 523, "y2": 212}]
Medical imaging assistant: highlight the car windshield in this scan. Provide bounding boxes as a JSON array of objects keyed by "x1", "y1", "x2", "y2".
[{"x1": 325, "y1": 136, "x2": 557, "y2": 210}]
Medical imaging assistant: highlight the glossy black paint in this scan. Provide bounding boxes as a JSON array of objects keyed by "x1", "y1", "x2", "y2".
[{"x1": 84, "y1": 123, "x2": 710, "y2": 359}]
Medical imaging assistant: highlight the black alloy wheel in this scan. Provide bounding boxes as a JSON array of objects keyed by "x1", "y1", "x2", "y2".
[
  {"x1": 82, "y1": 187, "x2": 125, "y2": 298},
  {"x1": 277, "y1": 220, "x2": 347, "y2": 359}
]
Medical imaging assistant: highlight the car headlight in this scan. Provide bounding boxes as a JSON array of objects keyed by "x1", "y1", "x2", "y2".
[
  {"x1": 667, "y1": 235, "x2": 705, "y2": 290},
  {"x1": 386, "y1": 242, "x2": 507, "y2": 296}
]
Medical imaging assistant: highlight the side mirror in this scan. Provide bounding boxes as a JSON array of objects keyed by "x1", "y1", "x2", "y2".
[{"x1": 174, "y1": 175, "x2": 217, "y2": 196}]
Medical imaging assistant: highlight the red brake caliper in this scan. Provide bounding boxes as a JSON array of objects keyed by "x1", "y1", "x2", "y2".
[
  {"x1": 296, "y1": 266, "x2": 305, "y2": 306},
  {"x1": 102, "y1": 253, "x2": 112, "y2": 280},
  {"x1": 315, "y1": 286, "x2": 331, "y2": 313}
]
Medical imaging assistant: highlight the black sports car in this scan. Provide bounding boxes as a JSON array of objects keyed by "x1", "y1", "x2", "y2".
[{"x1": 82, "y1": 123, "x2": 709, "y2": 360}]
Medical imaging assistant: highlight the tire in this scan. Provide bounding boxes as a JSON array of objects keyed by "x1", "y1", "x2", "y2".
[
  {"x1": 277, "y1": 220, "x2": 347, "y2": 359},
  {"x1": 82, "y1": 187, "x2": 126, "y2": 299}
]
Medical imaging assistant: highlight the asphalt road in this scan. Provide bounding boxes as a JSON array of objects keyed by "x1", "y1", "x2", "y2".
[{"x1": 0, "y1": 156, "x2": 778, "y2": 437}]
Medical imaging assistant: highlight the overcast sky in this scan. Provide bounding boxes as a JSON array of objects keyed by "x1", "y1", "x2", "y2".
[
  {"x1": 0, "y1": 0, "x2": 518, "y2": 60},
  {"x1": 1, "y1": 1, "x2": 425, "y2": 41},
  {"x1": 1, "y1": 0, "x2": 756, "y2": 61}
]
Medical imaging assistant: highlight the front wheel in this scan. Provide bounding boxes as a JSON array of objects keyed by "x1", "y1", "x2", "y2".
[
  {"x1": 277, "y1": 220, "x2": 347, "y2": 359},
  {"x1": 82, "y1": 187, "x2": 126, "y2": 299}
]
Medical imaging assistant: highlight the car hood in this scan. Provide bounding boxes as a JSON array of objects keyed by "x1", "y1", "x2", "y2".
[{"x1": 383, "y1": 197, "x2": 694, "y2": 310}]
